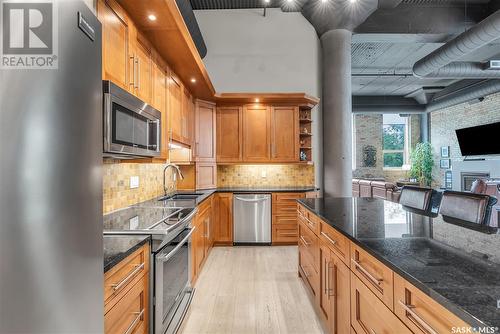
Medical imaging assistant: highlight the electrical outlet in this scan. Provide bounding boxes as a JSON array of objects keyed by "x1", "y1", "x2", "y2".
[
  {"x1": 129, "y1": 216, "x2": 139, "y2": 230},
  {"x1": 261, "y1": 170, "x2": 267, "y2": 178},
  {"x1": 130, "y1": 176, "x2": 139, "y2": 189}
]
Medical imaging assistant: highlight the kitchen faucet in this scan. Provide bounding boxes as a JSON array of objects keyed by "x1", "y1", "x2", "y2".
[{"x1": 163, "y1": 163, "x2": 184, "y2": 196}]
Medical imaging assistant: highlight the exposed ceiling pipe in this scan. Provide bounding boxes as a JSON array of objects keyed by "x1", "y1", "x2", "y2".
[
  {"x1": 417, "y1": 62, "x2": 500, "y2": 78},
  {"x1": 426, "y1": 79, "x2": 500, "y2": 112},
  {"x1": 412, "y1": 10, "x2": 500, "y2": 79}
]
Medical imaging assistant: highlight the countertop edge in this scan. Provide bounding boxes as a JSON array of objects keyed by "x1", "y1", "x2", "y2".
[
  {"x1": 104, "y1": 236, "x2": 150, "y2": 273},
  {"x1": 297, "y1": 198, "x2": 491, "y2": 329},
  {"x1": 195, "y1": 187, "x2": 319, "y2": 204}
]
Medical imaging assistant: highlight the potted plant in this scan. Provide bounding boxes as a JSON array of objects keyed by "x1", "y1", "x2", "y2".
[{"x1": 409, "y1": 142, "x2": 434, "y2": 187}]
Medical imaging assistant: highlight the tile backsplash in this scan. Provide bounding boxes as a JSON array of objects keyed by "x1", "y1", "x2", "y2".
[
  {"x1": 217, "y1": 164, "x2": 315, "y2": 187},
  {"x1": 103, "y1": 160, "x2": 174, "y2": 214}
]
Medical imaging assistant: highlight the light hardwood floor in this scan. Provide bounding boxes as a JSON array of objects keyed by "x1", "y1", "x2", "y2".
[{"x1": 180, "y1": 246, "x2": 325, "y2": 334}]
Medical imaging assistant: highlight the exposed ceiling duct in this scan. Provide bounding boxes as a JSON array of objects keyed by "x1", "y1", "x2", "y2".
[
  {"x1": 426, "y1": 79, "x2": 500, "y2": 112},
  {"x1": 352, "y1": 96, "x2": 426, "y2": 113},
  {"x1": 412, "y1": 10, "x2": 500, "y2": 79},
  {"x1": 177, "y1": 0, "x2": 208, "y2": 58}
]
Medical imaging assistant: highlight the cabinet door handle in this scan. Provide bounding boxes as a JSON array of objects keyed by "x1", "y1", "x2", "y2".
[
  {"x1": 111, "y1": 263, "x2": 145, "y2": 291},
  {"x1": 299, "y1": 235, "x2": 310, "y2": 246},
  {"x1": 324, "y1": 258, "x2": 328, "y2": 295},
  {"x1": 129, "y1": 55, "x2": 135, "y2": 87},
  {"x1": 398, "y1": 300, "x2": 438, "y2": 334},
  {"x1": 328, "y1": 262, "x2": 336, "y2": 297},
  {"x1": 136, "y1": 57, "x2": 140, "y2": 90},
  {"x1": 320, "y1": 231, "x2": 337, "y2": 245},
  {"x1": 351, "y1": 259, "x2": 383, "y2": 287},
  {"x1": 124, "y1": 309, "x2": 145, "y2": 334}
]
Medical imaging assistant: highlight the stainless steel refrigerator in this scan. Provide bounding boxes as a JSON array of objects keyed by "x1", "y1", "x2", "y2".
[{"x1": 0, "y1": 1, "x2": 103, "y2": 332}]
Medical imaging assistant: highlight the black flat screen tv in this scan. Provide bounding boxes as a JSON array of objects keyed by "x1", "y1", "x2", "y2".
[{"x1": 455, "y1": 121, "x2": 500, "y2": 156}]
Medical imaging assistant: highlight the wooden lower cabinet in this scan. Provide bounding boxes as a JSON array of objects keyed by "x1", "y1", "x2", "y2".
[
  {"x1": 351, "y1": 272, "x2": 412, "y2": 334},
  {"x1": 214, "y1": 193, "x2": 233, "y2": 245},
  {"x1": 104, "y1": 243, "x2": 150, "y2": 334},
  {"x1": 319, "y1": 243, "x2": 350, "y2": 334},
  {"x1": 191, "y1": 196, "x2": 213, "y2": 285},
  {"x1": 105, "y1": 274, "x2": 149, "y2": 334},
  {"x1": 394, "y1": 274, "x2": 470, "y2": 334},
  {"x1": 297, "y1": 203, "x2": 473, "y2": 334},
  {"x1": 272, "y1": 192, "x2": 305, "y2": 244}
]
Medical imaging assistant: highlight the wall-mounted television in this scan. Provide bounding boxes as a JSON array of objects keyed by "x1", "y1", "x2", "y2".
[{"x1": 456, "y1": 121, "x2": 500, "y2": 156}]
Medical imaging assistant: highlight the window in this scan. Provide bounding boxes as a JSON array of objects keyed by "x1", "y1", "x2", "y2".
[{"x1": 382, "y1": 114, "x2": 410, "y2": 168}]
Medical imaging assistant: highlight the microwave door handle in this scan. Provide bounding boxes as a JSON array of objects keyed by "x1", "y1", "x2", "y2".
[{"x1": 158, "y1": 227, "x2": 196, "y2": 263}]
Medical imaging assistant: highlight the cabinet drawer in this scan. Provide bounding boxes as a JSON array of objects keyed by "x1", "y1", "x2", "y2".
[
  {"x1": 273, "y1": 203, "x2": 299, "y2": 215},
  {"x1": 299, "y1": 247, "x2": 319, "y2": 300},
  {"x1": 320, "y1": 221, "x2": 350, "y2": 266},
  {"x1": 299, "y1": 220, "x2": 319, "y2": 272},
  {"x1": 394, "y1": 274, "x2": 471, "y2": 334},
  {"x1": 297, "y1": 207, "x2": 320, "y2": 236},
  {"x1": 273, "y1": 214, "x2": 297, "y2": 225},
  {"x1": 105, "y1": 274, "x2": 148, "y2": 334},
  {"x1": 104, "y1": 243, "x2": 149, "y2": 308},
  {"x1": 273, "y1": 192, "x2": 305, "y2": 203},
  {"x1": 351, "y1": 273, "x2": 412, "y2": 334},
  {"x1": 273, "y1": 223, "x2": 298, "y2": 243},
  {"x1": 350, "y1": 244, "x2": 393, "y2": 310}
]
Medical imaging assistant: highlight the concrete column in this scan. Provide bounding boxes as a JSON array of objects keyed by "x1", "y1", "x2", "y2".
[
  {"x1": 321, "y1": 29, "x2": 352, "y2": 197},
  {"x1": 420, "y1": 113, "x2": 429, "y2": 142}
]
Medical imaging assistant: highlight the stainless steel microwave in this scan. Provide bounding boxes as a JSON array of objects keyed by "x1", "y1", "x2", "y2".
[{"x1": 103, "y1": 80, "x2": 161, "y2": 158}]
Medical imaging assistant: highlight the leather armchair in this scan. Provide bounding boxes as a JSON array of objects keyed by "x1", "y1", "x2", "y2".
[{"x1": 440, "y1": 190, "x2": 498, "y2": 230}]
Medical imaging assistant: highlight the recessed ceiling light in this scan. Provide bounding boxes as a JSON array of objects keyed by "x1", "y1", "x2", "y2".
[
  {"x1": 148, "y1": 14, "x2": 157, "y2": 21},
  {"x1": 190, "y1": 78, "x2": 196, "y2": 83}
]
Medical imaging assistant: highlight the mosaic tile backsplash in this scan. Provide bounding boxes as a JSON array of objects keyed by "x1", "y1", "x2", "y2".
[
  {"x1": 103, "y1": 160, "x2": 175, "y2": 214},
  {"x1": 217, "y1": 164, "x2": 315, "y2": 187}
]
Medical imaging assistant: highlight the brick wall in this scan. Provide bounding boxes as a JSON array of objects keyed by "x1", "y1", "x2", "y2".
[
  {"x1": 430, "y1": 92, "x2": 500, "y2": 187},
  {"x1": 429, "y1": 91, "x2": 500, "y2": 264},
  {"x1": 352, "y1": 114, "x2": 420, "y2": 183}
]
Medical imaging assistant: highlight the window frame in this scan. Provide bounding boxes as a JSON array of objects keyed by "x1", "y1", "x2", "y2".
[{"x1": 382, "y1": 116, "x2": 411, "y2": 170}]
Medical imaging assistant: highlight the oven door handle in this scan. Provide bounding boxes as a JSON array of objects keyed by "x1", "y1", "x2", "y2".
[{"x1": 157, "y1": 227, "x2": 196, "y2": 263}]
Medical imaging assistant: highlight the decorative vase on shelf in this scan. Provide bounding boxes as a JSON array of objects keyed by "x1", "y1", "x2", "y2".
[{"x1": 300, "y1": 151, "x2": 307, "y2": 161}]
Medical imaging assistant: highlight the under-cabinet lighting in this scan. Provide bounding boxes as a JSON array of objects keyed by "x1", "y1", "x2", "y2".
[
  {"x1": 190, "y1": 78, "x2": 196, "y2": 83},
  {"x1": 255, "y1": 98, "x2": 260, "y2": 103},
  {"x1": 169, "y1": 142, "x2": 183, "y2": 149},
  {"x1": 148, "y1": 14, "x2": 157, "y2": 21}
]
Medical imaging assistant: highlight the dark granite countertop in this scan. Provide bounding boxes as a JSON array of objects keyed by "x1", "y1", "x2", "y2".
[
  {"x1": 298, "y1": 197, "x2": 500, "y2": 329},
  {"x1": 104, "y1": 235, "x2": 150, "y2": 273}
]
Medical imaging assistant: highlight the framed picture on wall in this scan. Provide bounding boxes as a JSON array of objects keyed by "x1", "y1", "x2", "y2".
[
  {"x1": 440, "y1": 159, "x2": 451, "y2": 169},
  {"x1": 441, "y1": 146, "x2": 450, "y2": 158},
  {"x1": 444, "y1": 170, "x2": 452, "y2": 189}
]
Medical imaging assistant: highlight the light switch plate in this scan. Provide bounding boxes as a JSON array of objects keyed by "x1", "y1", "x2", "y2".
[
  {"x1": 129, "y1": 216, "x2": 139, "y2": 230},
  {"x1": 130, "y1": 176, "x2": 139, "y2": 189}
]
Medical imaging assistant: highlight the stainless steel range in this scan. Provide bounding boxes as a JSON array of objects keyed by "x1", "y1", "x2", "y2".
[{"x1": 104, "y1": 204, "x2": 197, "y2": 334}]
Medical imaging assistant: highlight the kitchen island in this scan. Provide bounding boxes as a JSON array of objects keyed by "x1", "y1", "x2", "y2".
[{"x1": 298, "y1": 197, "x2": 500, "y2": 333}]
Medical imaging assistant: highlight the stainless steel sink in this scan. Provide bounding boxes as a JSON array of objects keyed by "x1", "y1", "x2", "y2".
[{"x1": 158, "y1": 193, "x2": 203, "y2": 201}]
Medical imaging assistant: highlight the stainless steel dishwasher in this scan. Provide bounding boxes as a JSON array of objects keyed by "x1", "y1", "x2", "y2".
[{"x1": 233, "y1": 194, "x2": 272, "y2": 245}]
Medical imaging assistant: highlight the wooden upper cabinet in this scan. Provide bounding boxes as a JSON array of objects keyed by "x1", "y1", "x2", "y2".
[
  {"x1": 97, "y1": 0, "x2": 130, "y2": 89},
  {"x1": 168, "y1": 73, "x2": 183, "y2": 144},
  {"x1": 152, "y1": 57, "x2": 168, "y2": 158},
  {"x1": 242, "y1": 105, "x2": 271, "y2": 162},
  {"x1": 133, "y1": 36, "x2": 152, "y2": 104},
  {"x1": 271, "y1": 106, "x2": 299, "y2": 162},
  {"x1": 195, "y1": 100, "x2": 216, "y2": 162},
  {"x1": 182, "y1": 89, "x2": 194, "y2": 146},
  {"x1": 216, "y1": 106, "x2": 243, "y2": 163}
]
